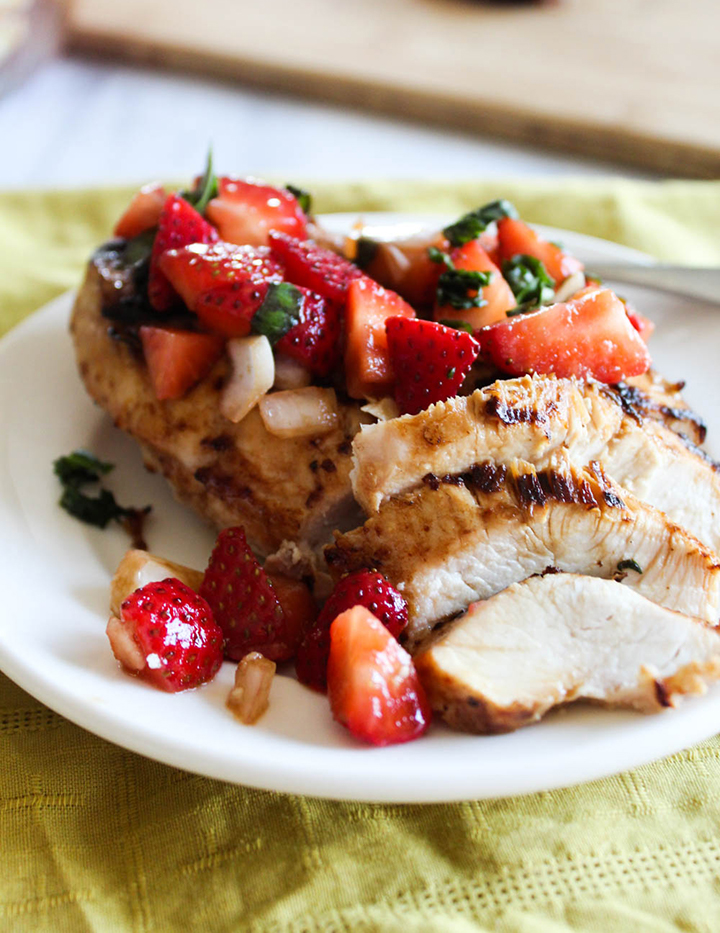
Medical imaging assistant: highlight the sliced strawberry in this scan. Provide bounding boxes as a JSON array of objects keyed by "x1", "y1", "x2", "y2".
[
  {"x1": 108, "y1": 578, "x2": 223, "y2": 692},
  {"x1": 139, "y1": 326, "x2": 224, "y2": 401},
  {"x1": 497, "y1": 217, "x2": 584, "y2": 285},
  {"x1": 206, "y1": 177, "x2": 307, "y2": 247},
  {"x1": 478, "y1": 288, "x2": 651, "y2": 383},
  {"x1": 114, "y1": 182, "x2": 166, "y2": 239},
  {"x1": 344, "y1": 277, "x2": 416, "y2": 399},
  {"x1": 433, "y1": 239, "x2": 516, "y2": 329},
  {"x1": 627, "y1": 309, "x2": 655, "y2": 342},
  {"x1": 268, "y1": 231, "x2": 362, "y2": 305},
  {"x1": 296, "y1": 570, "x2": 408, "y2": 692},
  {"x1": 200, "y1": 527, "x2": 304, "y2": 663},
  {"x1": 266, "y1": 572, "x2": 317, "y2": 654},
  {"x1": 327, "y1": 606, "x2": 431, "y2": 746},
  {"x1": 148, "y1": 194, "x2": 219, "y2": 311},
  {"x1": 274, "y1": 288, "x2": 341, "y2": 377},
  {"x1": 354, "y1": 232, "x2": 447, "y2": 309},
  {"x1": 385, "y1": 317, "x2": 479, "y2": 416}
]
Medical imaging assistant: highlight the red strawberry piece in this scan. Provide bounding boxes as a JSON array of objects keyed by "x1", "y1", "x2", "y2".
[
  {"x1": 385, "y1": 317, "x2": 479, "y2": 416},
  {"x1": 107, "y1": 578, "x2": 223, "y2": 692},
  {"x1": 296, "y1": 570, "x2": 408, "y2": 692},
  {"x1": 148, "y1": 194, "x2": 219, "y2": 311},
  {"x1": 268, "y1": 231, "x2": 362, "y2": 305},
  {"x1": 114, "y1": 182, "x2": 166, "y2": 239},
  {"x1": 327, "y1": 605, "x2": 431, "y2": 746},
  {"x1": 274, "y1": 287, "x2": 342, "y2": 377},
  {"x1": 206, "y1": 177, "x2": 307, "y2": 247},
  {"x1": 497, "y1": 217, "x2": 583, "y2": 286},
  {"x1": 139, "y1": 326, "x2": 224, "y2": 400},
  {"x1": 200, "y1": 527, "x2": 304, "y2": 663}
]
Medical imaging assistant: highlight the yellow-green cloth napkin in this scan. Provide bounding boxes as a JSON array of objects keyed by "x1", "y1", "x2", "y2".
[{"x1": 2, "y1": 180, "x2": 720, "y2": 933}]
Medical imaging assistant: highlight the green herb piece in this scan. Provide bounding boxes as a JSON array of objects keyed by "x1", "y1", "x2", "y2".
[
  {"x1": 617, "y1": 559, "x2": 643, "y2": 574},
  {"x1": 428, "y1": 246, "x2": 453, "y2": 269},
  {"x1": 53, "y1": 450, "x2": 114, "y2": 487},
  {"x1": 286, "y1": 184, "x2": 312, "y2": 216},
  {"x1": 59, "y1": 486, "x2": 129, "y2": 529},
  {"x1": 438, "y1": 319, "x2": 474, "y2": 334},
  {"x1": 182, "y1": 147, "x2": 218, "y2": 215},
  {"x1": 251, "y1": 282, "x2": 303, "y2": 344},
  {"x1": 431, "y1": 247, "x2": 492, "y2": 310},
  {"x1": 502, "y1": 254, "x2": 555, "y2": 309},
  {"x1": 354, "y1": 237, "x2": 379, "y2": 269},
  {"x1": 123, "y1": 228, "x2": 157, "y2": 265},
  {"x1": 446, "y1": 367, "x2": 456, "y2": 380},
  {"x1": 442, "y1": 199, "x2": 518, "y2": 247}
]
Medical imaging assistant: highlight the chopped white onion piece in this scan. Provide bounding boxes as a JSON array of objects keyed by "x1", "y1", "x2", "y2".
[
  {"x1": 106, "y1": 615, "x2": 146, "y2": 672},
  {"x1": 227, "y1": 652, "x2": 276, "y2": 724},
  {"x1": 553, "y1": 270, "x2": 587, "y2": 303},
  {"x1": 110, "y1": 549, "x2": 203, "y2": 616},
  {"x1": 273, "y1": 353, "x2": 312, "y2": 390},
  {"x1": 220, "y1": 335, "x2": 275, "y2": 424},
  {"x1": 361, "y1": 397, "x2": 400, "y2": 422},
  {"x1": 259, "y1": 386, "x2": 339, "y2": 439}
]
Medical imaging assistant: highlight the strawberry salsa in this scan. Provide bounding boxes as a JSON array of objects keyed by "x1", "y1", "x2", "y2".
[{"x1": 95, "y1": 158, "x2": 654, "y2": 747}]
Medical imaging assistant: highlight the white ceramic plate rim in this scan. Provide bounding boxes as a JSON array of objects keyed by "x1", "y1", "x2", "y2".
[{"x1": 3, "y1": 212, "x2": 719, "y2": 805}]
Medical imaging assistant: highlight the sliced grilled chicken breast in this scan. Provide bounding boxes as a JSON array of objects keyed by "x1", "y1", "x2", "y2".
[
  {"x1": 622, "y1": 370, "x2": 707, "y2": 445},
  {"x1": 71, "y1": 261, "x2": 365, "y2": 557},
  {"x1": 328, "y1": 457, "x2": 720, "y2": 646},
  {"x1": 352, "y1": 374, "x2": 720, "y2": 554},
  {"x1": 415, "y1": 574, "x2": 720, "y2": 734}
]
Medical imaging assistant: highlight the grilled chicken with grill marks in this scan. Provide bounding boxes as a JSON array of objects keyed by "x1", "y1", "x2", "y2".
[
  {"x1": 415, "y1": 573, "x2": 720, "y2": 734},
  {"x1": 327, "y1": 456, "x2": 720, "y2": 647},
  {"x1": 621, "y1": 370, "x2": 707, "y2": 445},
  {"x1": 352, "y1": 374, "x2": 720, "y2": 555}
]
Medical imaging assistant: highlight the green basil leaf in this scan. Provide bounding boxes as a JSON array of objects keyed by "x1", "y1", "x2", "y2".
[
  {"x1": 286, "y1": 184, "x2": 312, "y2": 216},
  {"x1": 53, "y1": 450, "x2": 114, "y2": 487},
  {"x1": 443, "y1": 199, "x2": 519, "y2": 247},
  {"x1": 617, "y1": 559, "x2": 643, "y2": 574},
  {"x1": 502, "y1": 254, "x2": 555, "y2": 309},
  {"x1": 59, "y1": 486, "x2": 127, "y2": 529},
  {"x1": 437, "y1": 268, "x2": 493, "y2": 311},
  {"x1": 438, "y1": 319, "x2": 474, "y2": 334},
  {"x1": 183, "y1": 147, "x2": 218, "y2": 215},
  {"x1": 252, "y1": 282, "x2": 304, "y2": 344}
]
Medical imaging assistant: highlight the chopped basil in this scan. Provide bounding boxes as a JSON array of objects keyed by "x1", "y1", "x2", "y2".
[
  {"x1": 502, "y1": 254, "x2": 555, "y2": 309},
  {"x1": 54, "y1": 450, "x2": 151, "y2": 532},
  {"x1": 617, "y1": 559, "x2": 643, "y2": 574},
  {"x1": 53, "y1": 450, "x2": 114, "y2": 487},
  {"x1": 430, "y1": 248, "x2": 492, "y2": 310},
  {"x1": 286, "y1": 184, "x2": 312, "y2": 216},
  {"x1": 59, "y1": 486, "x2": 128, "y2": 529},
  {"x1": 446, "y1": 367, "x2": 456, "y2": 380},
  {"x1": 252, "y1": 282, "x2": 303, "y2": 344},
  {"x1": 182, "y1": 148, "x2": 218, "y2": 215},
  {"x1": 354, "y1": 237, "x2": 379, "y2": 269},
  {"x1": 442, "y1": 199, "x2": 518, "y2": 247},
  {"x1": 438, "y1": 319, "x2": 474, "y2": 334}
]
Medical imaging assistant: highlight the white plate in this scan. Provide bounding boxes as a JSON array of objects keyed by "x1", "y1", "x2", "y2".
[{"x1": 1, "y1": 213, "x2": 719, "y2": 803}]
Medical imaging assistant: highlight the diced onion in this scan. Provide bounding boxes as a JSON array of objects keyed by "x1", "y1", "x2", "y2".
[
  {"x1": 220, "y1": 335, "x2": 275, "y2": 424},
  {"x1": 227, "y1": 652, "x2": 276, "y2": 724},
  {"x1": 273, "y1": 353, "x2": 312, "y2": 390},
  {"x1": 553, "y1": 271, "x2": 587, "y2": 304},
  {"x1": 361, "y1": 397, "x2": 400, "y2": 422},
  {"x1": 259, "y1": 386, "x2": 339, "y2": 439},
  {"x1": 110, "y1": 549, "x2": 203, "y2": 616}
]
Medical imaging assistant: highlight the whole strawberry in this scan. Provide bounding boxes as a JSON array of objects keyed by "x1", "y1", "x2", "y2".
[
  {"x1": 295, "y1": 569, "x2": 408, "y2": 692},
  {"x1": 268, "y1": 231, "x2": 362, "y2": 305},
  {"x1": 385, "y1": 317, "x2": 479, "y2": 415},
  {"x1": 107, "y1": 578, "x2": 223, "y2": 692},
  {"x1": 148, "y1": 194, "x2": 219, "y2": 311},
  {"x1": 200, "y1": 527, "x2": 312, "y2": 663}
]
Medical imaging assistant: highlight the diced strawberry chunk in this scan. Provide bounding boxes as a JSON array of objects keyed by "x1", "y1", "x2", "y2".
[
  {"x1": 139, "y1": 326, "x2": 224, "y2": 401},
  {"x1": 386, "y1": 317, "x2": 479, "y2": 415},
  {"x1": 478, "y1": 288, "x2": 651, "y2": 384},
  {"x1": 206, "y1": 178, "x2": 307, "y2": 247},
  {"x1": 266, "y1": 572, "x2": 317, "y2": 655},
  {"x1": 327, "y1": 606, "x2": 431, "y2": 746},
  {"x1": 433, "y1": 239, "x2": 516, "y2": 329},
  {"x1": 274, "y1": 289, "x2": 342, "y2": 377},
  {"x1": 268, "y1": 231, "x2": 362, "y2": 305},
  {"x1": 148, "y1": 194, "x2": 219, "y2": 311},
  {"x1": 344, "y1": 277, "x2": 415, "y2": 399},
  {"x1": 110, "y1": 578, "x2": 223, "y2": 692},
  {"x1": 497, "y1": 217, "x2": 584, "y2": 285},
  {"x1": 627, "y1": 309, "x2": 655, "y2": 342},
  {"x1": 114, "y1": 182, "x2": 166, "y2": 239},
  {"x1": 200, "y1": 527, "x2": 307, "y2": 663},
  {"x1": 354, "y1": 232, "x2": 446, "y2": 309},
  {"x1": 296, "y1": 570, "x2": 408, "y2": 692}
]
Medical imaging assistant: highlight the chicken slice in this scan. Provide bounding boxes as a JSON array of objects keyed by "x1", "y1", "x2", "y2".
[
  {"x1": 327, "y1": 456, "x2": 720, "y2": 647},
  {"x1": 352, "y1": 373, "x2": 720, "y2": 554},
  {"x1": 622, "y1": 370, "x2": 707, "y2": 446},
  {"x1": 414, "y1": 574, "x2": 720, "y2": 734}
]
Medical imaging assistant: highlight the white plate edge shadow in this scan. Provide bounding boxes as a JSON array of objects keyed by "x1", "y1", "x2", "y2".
[{"x1": 1, "y1": 213, "x2": 719, "y2": 804}]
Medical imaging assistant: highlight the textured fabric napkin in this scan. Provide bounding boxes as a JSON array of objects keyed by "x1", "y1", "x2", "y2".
[{"x1": 2, "y1": 180, "x2": 720, "y2": 933}]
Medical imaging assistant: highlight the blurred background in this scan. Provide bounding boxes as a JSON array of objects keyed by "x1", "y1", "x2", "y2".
[{"x1": 1, "y1": 0, "x2": 718, "y2": 188}]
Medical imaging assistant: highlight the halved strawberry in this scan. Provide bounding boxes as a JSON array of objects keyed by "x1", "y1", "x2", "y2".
[
  {"x1": 148, "y1": 194, "x2": 219, "y2": 311},
  {"x1": 344, "y1": 277, "x2": 415, "y2": 399},
  {"x1": 327, "y1": 606, "x2": 431, "y2": 746},
  {"x1": 268, "y1": 231, "x2": 362, "y2": 305},
  {"x1": 200, "y1": 526, "x2": 309, "y2": 662},
  {"x1": 139, "y1": 326, "x2": 224, "y2": 400},
  {"x1": 114, "y1": 182, "x2": 166, "y2": 239},
  {"x1": 497, "y1": 217, "x2": 584, "y2": 285},
  {"x1": 206, "y1": 177, "x2": 307, "y2": 247},
  {"x1": 296, "y1": 569, "x2": 408, "y2": 692},
  {"x1": 433, "y1": 239, "x2": 516, "y2": 329},
  {"x1": 158, "y1": 241, "x2": 284, "y2": 337},
  {"x1": 478, "y1": 288, "x2": 651, "y2": 383},
  {"x1": 274, "y1": 288, "x2": 342, "y2": 377},
  {"x1": 107, "y1": 578, "x2": 223, "y2": 692},
  {"x1": 386, "y1": 317, "x2": 479, "y2": 416}
]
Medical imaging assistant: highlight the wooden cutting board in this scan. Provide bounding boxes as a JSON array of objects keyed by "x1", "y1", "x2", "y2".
[{"x1": 65, "y1": 0, "x2": 720, "y2": 177}]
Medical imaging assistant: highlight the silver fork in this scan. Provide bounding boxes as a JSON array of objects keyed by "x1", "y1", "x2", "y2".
[{"x1": 588, "y1": 265, "x2": 720, "y2": 305}]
